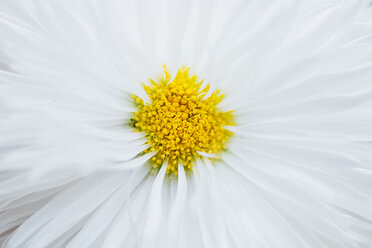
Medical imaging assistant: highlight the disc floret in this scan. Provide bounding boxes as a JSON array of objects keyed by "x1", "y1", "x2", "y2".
[{"x1": 131, "y1": 66, "x2": 234, "y2": 175}]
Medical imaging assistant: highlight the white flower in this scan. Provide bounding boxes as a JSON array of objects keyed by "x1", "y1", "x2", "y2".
[{"x1": 1, "y1": 0, "x2": 372, "y2": 247}]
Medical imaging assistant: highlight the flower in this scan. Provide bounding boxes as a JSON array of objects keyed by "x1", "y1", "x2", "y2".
[{"x1": 1, "y1": 0, "x2": 372, "y2": 247}]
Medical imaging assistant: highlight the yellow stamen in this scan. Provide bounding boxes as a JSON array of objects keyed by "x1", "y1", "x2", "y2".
[{"x1": 131, "y1": 66, "x2": 234, "y2": 175}]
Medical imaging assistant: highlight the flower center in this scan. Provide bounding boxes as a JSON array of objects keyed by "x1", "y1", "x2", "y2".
[{"x1": 131, "y1": 66, "x2": 234, "y2": 176}]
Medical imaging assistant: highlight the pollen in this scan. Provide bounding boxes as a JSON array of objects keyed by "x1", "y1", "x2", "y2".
[{"x1": 131, "y1": 66, "x2": 235, "y2": 176}]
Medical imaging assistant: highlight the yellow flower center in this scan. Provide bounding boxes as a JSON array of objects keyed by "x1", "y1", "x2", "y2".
[{"x1": 131, "y1": 66, "x2": 235, "y2": 176}]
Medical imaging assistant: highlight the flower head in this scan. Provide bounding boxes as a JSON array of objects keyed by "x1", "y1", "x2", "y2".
[{"x1": 0, "y1": 0, "x2": 372, "y2": 247}]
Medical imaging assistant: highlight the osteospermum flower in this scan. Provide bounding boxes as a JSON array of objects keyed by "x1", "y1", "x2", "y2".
[{"x1": 1, "y1": 0, "x2": 372, "y2": 247}]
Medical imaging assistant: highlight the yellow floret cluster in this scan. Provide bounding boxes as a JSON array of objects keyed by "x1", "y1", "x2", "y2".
[{"x1": 131, "y1": 66, "x2": 235, "y2": 176}]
